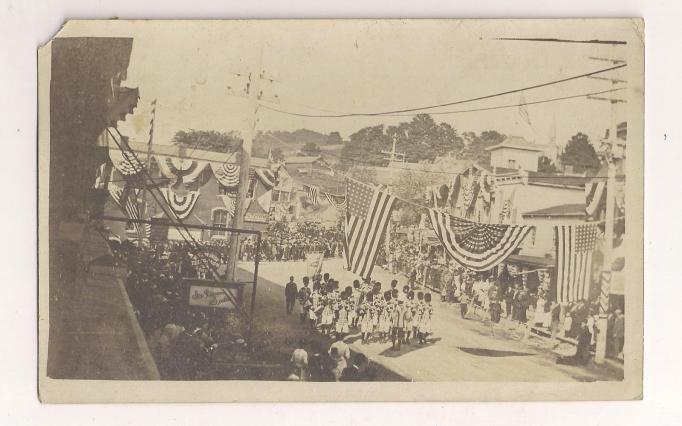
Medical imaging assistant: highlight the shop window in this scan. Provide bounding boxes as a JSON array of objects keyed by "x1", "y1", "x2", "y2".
[
  {"x1": 218, "y1": 184, "x2": 234, "y2": 195},
  {"x1": 212, "y1": 209, "x2": 228, "y2": 238}
]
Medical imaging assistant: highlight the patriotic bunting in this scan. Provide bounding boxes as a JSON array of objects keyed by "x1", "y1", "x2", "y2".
[
  {"x1": 497, "y1": 187, "x2": 517, "y2": 224},
  {"x1": 345, "y1": 180, "x2": 397, "y2": 280},
  {"x1": 255, "y1": 168, "x2": 278, "y2": 190},
  {"x1": 304, "y1": 184, "x2": 320, "y2": 206},
  {"x1": 211, "y1": 163, "x2": 240, "y2": 188},
  {"x1": 210, "y1": 163, "x2": 277, "y2": 191},
  {"x1": 555, "y1": 224, "x2": 600, "y2": 303},
  {"x1": 160, "y1": 187, "x2": 200, "y2": 219},
  {"x1": 323, "y1": 192, "x2": 347, "y2": 210},
  {"x1": 427, "y1": 208, "x2": 533, "y2": 271},
  {"x1": 585, "y1": 180, "x2": 606, "y2": 218},
  {"x1": 447, "y1": 174, "x2": 461, "y2": 208},
  {"x1": 465, "y1": 181, "x2": 481, "y2": 218},
  {"x1": 156, "y1": 156, "x2": 208, "y2": 185},
  {"x1": 109, "y1": 144, "x2": 146, "y2": 175}
]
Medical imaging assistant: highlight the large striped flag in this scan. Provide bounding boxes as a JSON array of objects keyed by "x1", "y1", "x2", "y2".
[
  {"x1": 427, "y1": 208, "x2": 533, "y2": 271},
  {"x1": 109, "y1": 183, "x2": 151, "y2": 243},
  {"x1": 555, "y1": 224, "x2": 600, "y2": 303},
  {"x1": 304, "y1": 184, "x2": 320, "y2": 206},
  {"x1": 585, "y1": 180, "x2": 606, "y2": 218},
  {"x1": 345, "y1": 179, "x2": 397, "y2": 280}
]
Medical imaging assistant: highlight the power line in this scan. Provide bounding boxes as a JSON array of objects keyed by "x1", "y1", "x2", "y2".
[
  {"x1": 261, "y1": 87, "x2": 626, "y2": 119},
  {"x1": 257, "y1": 63, "x2": 626, "y2": 118}
]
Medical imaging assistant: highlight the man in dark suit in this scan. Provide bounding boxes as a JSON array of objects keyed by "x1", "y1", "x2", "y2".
[{"x1": 285, "y1": 276, "x2": 297, "y2": 314}]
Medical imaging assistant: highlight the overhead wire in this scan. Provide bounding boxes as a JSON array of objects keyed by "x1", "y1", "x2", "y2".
[
  {"x1": 261, "y1": 87, "x2": 625, "y2": 118},
  {"x1": 256, "y1": 63, "x2": 626, "y2": 118}
]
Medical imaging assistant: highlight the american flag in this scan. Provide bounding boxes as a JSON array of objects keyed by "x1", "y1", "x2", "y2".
[
  {"x1": 555, "y1": 224, "x2": 600, "y2": 303},
  {"x1": 304, "y1": 184, "x2": 320, "y2": 206},
  {"x1": 109, "y1": 183, "x2": 150, "y2": 243},
  {"x1": 345, "y1": 179, "x2": 397, "y2": 280}
]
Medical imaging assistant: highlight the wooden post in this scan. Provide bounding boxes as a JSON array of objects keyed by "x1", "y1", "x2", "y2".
[
  {"x1": 595, "y1": 161, "x2": 616, "y2": 364},
  {"x1": 226, "y1": 53, "x2": 262, "y2": 281}
]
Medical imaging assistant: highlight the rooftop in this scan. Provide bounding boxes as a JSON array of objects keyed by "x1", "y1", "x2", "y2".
[
  {"x1": 285, "y1": 155, "x2": 325, "y2": 164},
  {"x1": 522, "y1": 203, "x2": 586, "y2": 217},
  {"x1": 485, "y1": 136, "x2": 545, "y2": 152},
  {"x1": 527, "y1": 171, "x2": 589, "y2": 188}
]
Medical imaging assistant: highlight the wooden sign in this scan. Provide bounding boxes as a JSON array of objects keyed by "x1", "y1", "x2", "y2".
[{"x1": 189, "y1": 285, "x2": 237, "y2": 309}]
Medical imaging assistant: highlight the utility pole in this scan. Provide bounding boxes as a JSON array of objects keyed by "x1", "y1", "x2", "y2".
[
  {"x1": 595, "y1": 161, "x2": 616, "y2": 363},
  {"x1": 382, "y1": 134, "x2": 406, "y2": 164},
  {"x1": 140, "y1": 99, "x2": 157, "y2": 227},
  {"x1": 587, "y1": 52, "x2": 626, "y2": 364},
  {"x1": 226, "y1": 49, "x2": 266, "y2": 280}
]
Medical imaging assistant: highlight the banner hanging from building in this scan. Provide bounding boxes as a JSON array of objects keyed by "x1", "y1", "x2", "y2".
[{"x1": 427, "y1": 208, "x2": 533, "y2": 271}]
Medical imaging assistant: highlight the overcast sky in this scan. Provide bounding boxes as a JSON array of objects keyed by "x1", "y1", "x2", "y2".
[{"x1": 115, "y1": 20, "x2": 633, "y2": 150}]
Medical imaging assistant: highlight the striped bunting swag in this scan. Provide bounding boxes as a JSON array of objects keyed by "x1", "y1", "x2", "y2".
[
  {"x1": 255, "y1": 168, "x2": 277, "y2": 190},
  {"x1": 160, "y1": 187, "x2": 200, "y2": 220},
  {"x1": 212, "y1": 163, "x2": 240, "y2": 188},
  {"x1": 323, "y1": 192, "x2": 347, "y2": 210},
  {"x1": 585, "y1": 180, "x2": 606, "y2": 218},
  {"x1": 555, "y1": 224, "x2": 600, "y2": 303},
  {"x1": 109, "y1": 145, "x2": 145, "y2": 176},
  {"x1": 345, "y1": 180, "x2": 397, "y2": 280},
  {"x1": 304, "y1": 184, "x2": 320, "y2": 206},
  {"x1": 427, "y1": 208, "x2": 533, "y2": 272}
]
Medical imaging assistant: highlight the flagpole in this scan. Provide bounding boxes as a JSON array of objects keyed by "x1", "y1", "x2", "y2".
[{"x1": 140, "y1": 99, "x2": 156, "y2": 243}]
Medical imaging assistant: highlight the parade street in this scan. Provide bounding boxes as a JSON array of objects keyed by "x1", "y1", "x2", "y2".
[{"x1": 241, "y1": 258, "x2": 623, "y2": 382}]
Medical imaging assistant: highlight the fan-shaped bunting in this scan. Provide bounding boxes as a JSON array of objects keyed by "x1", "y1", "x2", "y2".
[{"x1": 427, "y1": 208, "x2": 533, "y2": 271}]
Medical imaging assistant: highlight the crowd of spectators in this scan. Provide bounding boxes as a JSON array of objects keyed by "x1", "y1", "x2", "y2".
[
  {"x1": 239, "y1": 221, "x2": 344, "y2": 262},
  {"x1": 376, "y1": 234, "x2": 625, "y2": 362}
]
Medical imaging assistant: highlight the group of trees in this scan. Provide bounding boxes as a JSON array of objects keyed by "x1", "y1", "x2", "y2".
[
  {"x1": 559, "y1": 132, "x2": 601, "y2": 173},
  {"x1": 340, "y1": 114, "x2": 465, "y2": 167},
  {"x1": 172, "y1": 130, "x2": 242, "y2": 152},
  {"x1": 460, "y1": 130, "x2": 506, "y2": 166}
]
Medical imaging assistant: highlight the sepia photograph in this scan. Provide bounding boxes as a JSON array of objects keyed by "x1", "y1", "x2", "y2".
[{"x1": 37, "y1": 19, "x2": 644, "y2": 402}]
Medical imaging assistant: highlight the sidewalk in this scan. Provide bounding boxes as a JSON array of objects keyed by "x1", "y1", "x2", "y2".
[{"x1": 46, "y1": 222, "x2": 159, "y2": 380}]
